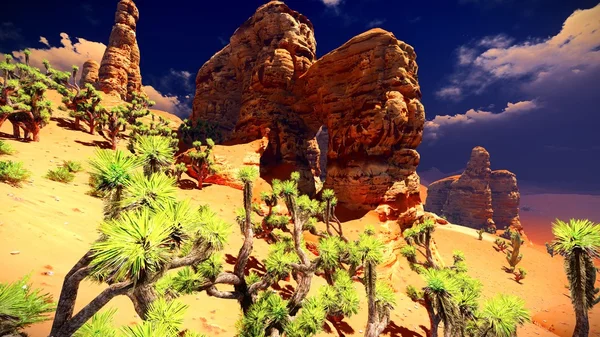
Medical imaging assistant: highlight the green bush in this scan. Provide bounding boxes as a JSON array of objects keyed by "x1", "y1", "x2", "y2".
[
  {"x1": 0, "y1": 276, "x2": 55, "y2": 336},
  {"x1": 0, "y1": 140, "x2": 15, "y2": 155},
  {"x1": 46, "y1": 167, "x2": 75, "y2": 183},
  {"x1": 0, "y1": 160, "x2": 31, "y2": 186},
  {"x1": 62, "y1": 160, "x2": 83, "y2": 173}
]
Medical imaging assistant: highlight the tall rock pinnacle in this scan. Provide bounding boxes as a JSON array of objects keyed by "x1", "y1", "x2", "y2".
[{"x1": 98, "y1": 0, "x2": 143, "y2": 100}]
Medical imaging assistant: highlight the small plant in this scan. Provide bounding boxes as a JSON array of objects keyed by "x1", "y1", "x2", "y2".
[
  {"x1": 513, "y1": 268, "x2": 527, "y2": 283},
  {"x1": 46, "y1": 167, "x2": 75, "y2": 183},
  {"x1": 0, "y1": 140, "x2": 15, "y2": 155},
  {"x1": 494, "y1": 238, "x2": 509, "y2": 253},
  {"x1": 61, "y1": 160, "x2": 83, "y2": 173},
  {"x1": 506, "y1": 232, "x2": 523, "y2": 272},
  {"x1": 171, "y1": 163, "x2": 187, "y2": 182},
  {"x1": 0, "y1": 160, "x2": 31, "y2": 186},
  {"x1": 477, "y1": 228, "x2": 484, "y2": 240},
  {"x1": 500, "y1": 227, "x2": 513, "y2": 240},
  {"x1": 0, "y1": 275, "x2": 55, "y2": 336}
]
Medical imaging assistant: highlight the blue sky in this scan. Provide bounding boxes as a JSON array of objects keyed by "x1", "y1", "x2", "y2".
[{"x1": 1, "y1": 0, "x2": 599, "y2": 192}]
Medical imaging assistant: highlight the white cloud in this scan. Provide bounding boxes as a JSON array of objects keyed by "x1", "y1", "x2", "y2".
[
  {"x1": 321, "y1": 0, "x2": 342, "y2": 6},
  {"x1": 438, "y1": 4, "x2": 600, "y2": 99},
  {"x1": 366, "y1": 19, "x2": 386, "y2": 28},
  {"x1": 424, "y1": 100, "x2": 538, "y2": 142},
  {"x1": 435, "y1": 86, "x2": 463, "y2": 100}
]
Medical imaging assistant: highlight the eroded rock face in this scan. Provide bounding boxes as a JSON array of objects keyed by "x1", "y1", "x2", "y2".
[
  {"x1": 424, "y1": 147, "x2": 522, "y2": 230},
  {"x1": 98, "y1": 0, "x2": 143, "y2": 101},
  {"x1": 191, "y1": 1, "x2": 425, "y2": 211},
  {"x1": 490, "y1": 170, "x2": 522, "y2": 230},
  {"x1": 79, "y1": 60, "x2": 99, "y2": 88}
]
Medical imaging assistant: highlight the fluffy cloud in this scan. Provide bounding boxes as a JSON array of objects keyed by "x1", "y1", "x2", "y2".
[
  {"x1": 11, "y1": 33, "x2": 105, "y2": 72},
  {"x1": 437, "y1": 4, "x2": 600, "y2": 99},
  {"x1": 9, "y1": 33, "x2": 192, "y2": 117},
  {"x1": 424, "y1": 100, "x2": 538, "y2": 142}
]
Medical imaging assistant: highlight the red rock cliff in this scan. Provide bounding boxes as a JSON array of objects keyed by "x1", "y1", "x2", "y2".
[{"x1": 191, "y1": 1, "x2": 425, "y2": 211}]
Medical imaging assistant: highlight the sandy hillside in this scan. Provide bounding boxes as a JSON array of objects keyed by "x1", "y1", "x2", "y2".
[{"x1": 1, "y1": 92, "x2": 599, "y2": 337}]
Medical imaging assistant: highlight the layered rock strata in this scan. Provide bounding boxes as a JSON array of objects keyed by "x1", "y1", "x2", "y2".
[
  {"x1": 98, "y1": 0, "x2": 143, "y2": 100},
  {"x1": 191, "y1": 1, "x2": 425, "y2": 211},
  {"x1": 425, "y1": 147, "x2": 522, "y2": 230}
]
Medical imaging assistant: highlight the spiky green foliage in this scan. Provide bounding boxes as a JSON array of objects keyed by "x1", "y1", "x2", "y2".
[
  {"x1": 125, "y1": 91, "x2": 153, "y2": 126},
  {"x1": 478, "y1": 294, "x2": 530, "y2": 337},
  {"x1": 171, "y1": 162, "x2": 187, "y2": 182},
  {"x1": 120, "y1": 322, "x2": 173, "y2": 337},
  {"x1": 62, "y1": 160, "x2": 83, "y2": 173},
  {"x1": 550, "y1": 219, "x2": 600, "y2": 335},
  {"x1": 319, "y1": 271, "x2": 360, "y2": 317},
  {"x1": 73, "y1": 309, "x2": 117, "y2": 337},
  {"x1": 90, "y1": 209, "x2": 174, "y2": 283},
  {"x1": 0, "y1": 276, "x2": 55, "y2": 336},
  {"x1": 402, "y1": 219, "x2": 438, "y2": 268},
  {"x1": 237, "y1": 291, "x2": 291, "y2": 337},
  {"x1": 0, "y1": 140, "x2": 15, "y2": 155},
  {"x1": 97, "y1": 105, "x2": 128, "y2": 150},
  {"x1": 282, "y1": 297, "x2": 327, "y2": 337},
  {"x1": 46, "y1": 166, "x2": 75, "y2": 183},
  {"x1": 0, "y1": 160, "x2": 31, "y2": 186},
  {"x1": 121, "y1": 172, "x2": 177, "y2": 213},
  {"x1": 62, "y1": 83, "x2": 103, "y2": 134},
  {"x1": 400, "y1": 244, "x2": 417, "y2": 260},
  {"x1": 132, "y1": 135, "x2": 175, "y2": 177},
  {"x1": 88, "y1": 149, "x2": 140, "y2": 218},
  {"x1": 145, "y1": 298, "x2": 187, "y2": 335},
  {"x1": 237, "y1": 166, "x2": 259, "y2": 183}
]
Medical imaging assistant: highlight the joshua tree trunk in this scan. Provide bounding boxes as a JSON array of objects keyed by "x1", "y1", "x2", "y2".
[
  {"x1": 424, "y1": 298, "x2": 439, "y2": 337},
  {"x1": 364, "y1": 262, "x2": 389, "y2": 337},
  {"x1": 234, "y1": 179, "x2": 254, "y2": 313},
  {"x1": 571, "y1": 250, "x2": 591, "y2": 337},
  {"x1": 127, "y1": 284, "x2": 158, "y2": 319},
  {"x1": 11, "y1": 121, "x2": 20, "y2": 139},
  {"x1": 31, "y1": 123, "x2": 40, "y2": 142},
  {"x1": 50, "y1": 252, "x2": 94, "y2": 336}
]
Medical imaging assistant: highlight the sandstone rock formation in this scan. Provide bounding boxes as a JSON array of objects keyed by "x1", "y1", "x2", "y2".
[
  {"x1": 98, "y1": 0, "x2": 143, "y2": 100},
  {"x1": 425, "y1": 147, "x2": 522, "y2": 230},
  {"x1": 79, "y1": 60, "x2": 99, "y2": 88},
  {"x1": 191, "y1": 1, "x2": 425, "y2": 212}
]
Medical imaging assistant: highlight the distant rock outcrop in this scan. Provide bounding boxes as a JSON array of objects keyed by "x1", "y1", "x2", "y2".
[
  {"x1": 79, "y1": 60, "x2": 99, "y2": 88},
  {"x1": 191, "y1": 1, "x2": 425, "y2": 212},
  {"x1": 98, "y1": 0, "x2": 143, "y2": 100},
  {"x1": 425, "y1": 147, "x2": 522, "y2": 230}
]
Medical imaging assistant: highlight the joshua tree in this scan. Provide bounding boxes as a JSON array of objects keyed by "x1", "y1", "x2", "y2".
[
  {"x1": 123, "y1": 91, "x2": 154, "y2": 129},
  {"x1": 132, "y1": 135, "x2": 175, "y2": 177},
  {"x1": 128, "y1": 114, "x2": 178, "y2": 152},
  {"x1": 505, "y1": 232, "x2": 523, "y2": 272},
  {"x1": 403, "y1": 219, "x2": 440, "y2": 269},
  {"x1": 477, "y1": 294, "x2": 530, "y2": 337},
  {"x1": 188, "y1": 139, "x2": 216, "y2": 190},
  {"x1": 407, "y1": 269, "x2": 461, "y2": 337},
  {"x1": 477, "y1": 228, "x2": 484, "y2": 240},
  {"x1": 494, "y1": 238, "x2": 509, "y2": 253},
  {"x1": 550, "y1": 219, "x2": 600, "y2": 337},
  {"x1": 88, "y1": 149, "x2": 141, "y2": 219},
  {"x1": 62, "y1": 83, "x2": 103, "y2": 134},
  {"x1": 97, "y1": 106, "x2": 128, "y2": 150}
]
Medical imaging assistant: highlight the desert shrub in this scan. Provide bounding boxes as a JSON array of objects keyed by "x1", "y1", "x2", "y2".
[
  {"x1": 62, "y1": 160, "x2": 83, "y2": 173},
  {"x1": 46, "y1": 167, "x2": 75, "y2": 183},
  {"x1": 0, "y1": 140, "x2": 15, "y2": 155},
  {"x1": 0, "y1": 160, "x2": 31, "y2": 186},
  {"x1": 0, "y1": 276, "x2": 55, "y2": 336}
]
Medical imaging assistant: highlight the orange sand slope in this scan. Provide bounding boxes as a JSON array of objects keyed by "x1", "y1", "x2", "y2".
[{"x1": 0, "y1": 93, "x2": 598, "y2": 337}]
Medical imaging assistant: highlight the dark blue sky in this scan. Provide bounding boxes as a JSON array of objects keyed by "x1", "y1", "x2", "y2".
[{"x1": 1, "y1": 0, "x2": 599, "y2": 192}]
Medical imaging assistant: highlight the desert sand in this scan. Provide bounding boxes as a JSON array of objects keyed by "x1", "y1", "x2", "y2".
[{"x1": 1, "y1": 91, "x2": 599, "y2": 337}]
